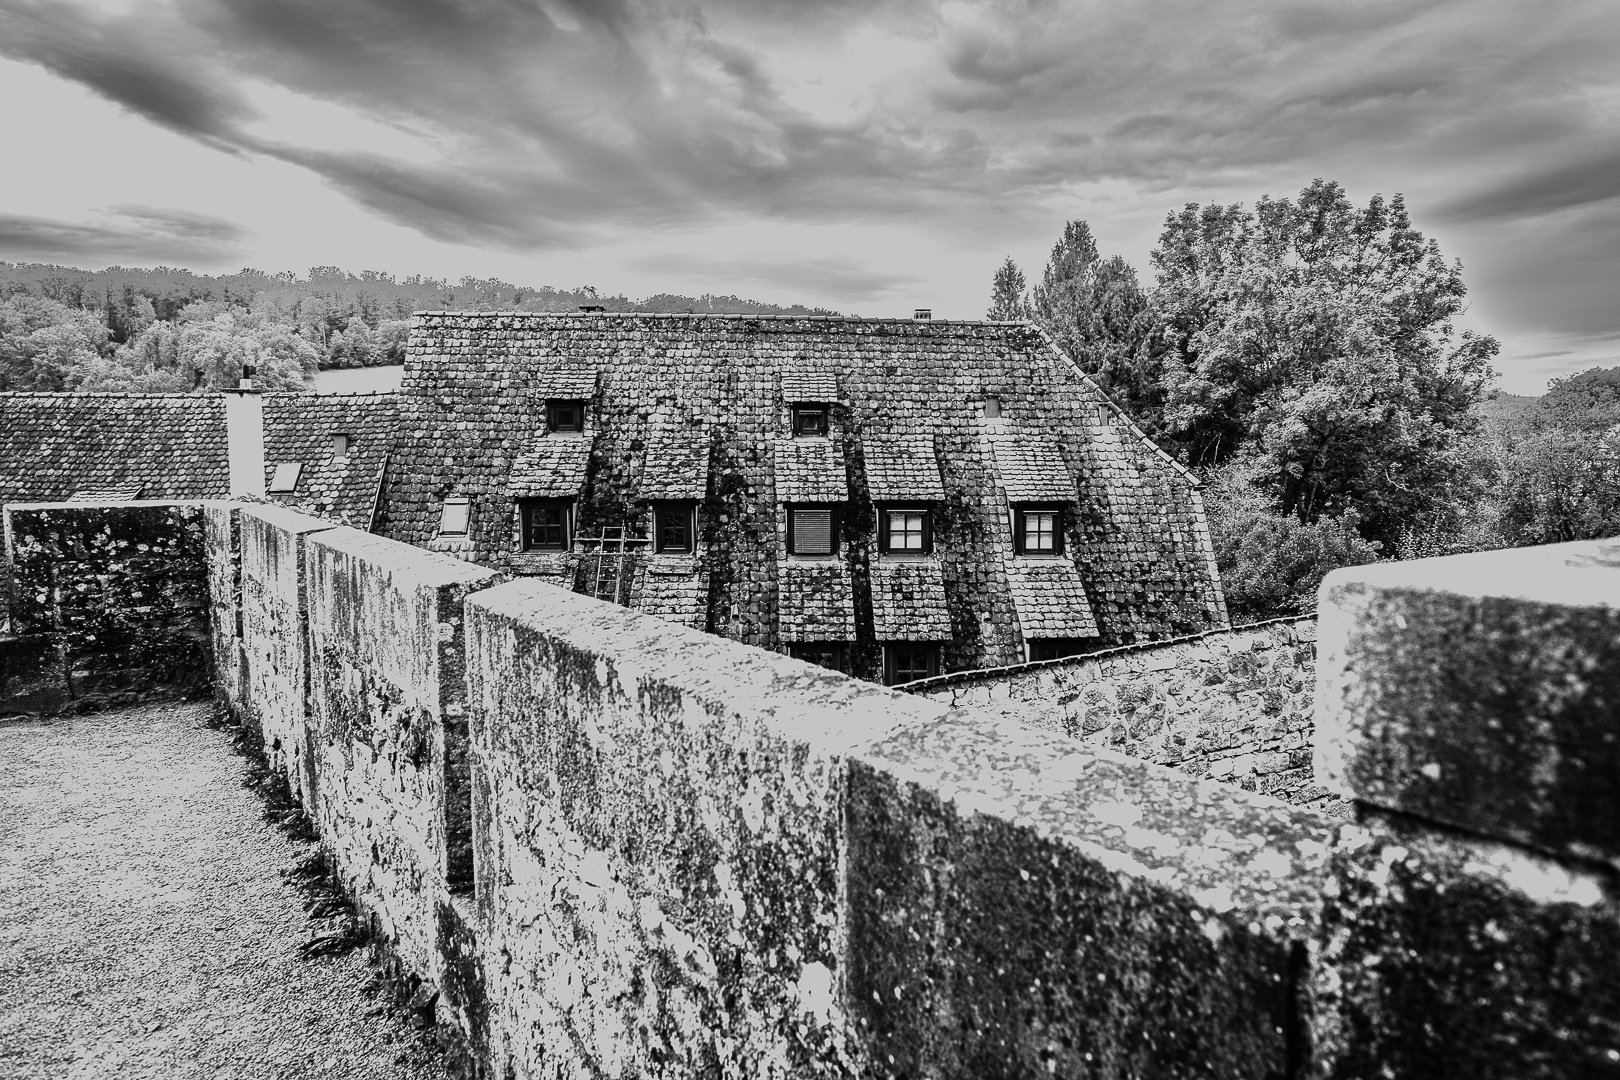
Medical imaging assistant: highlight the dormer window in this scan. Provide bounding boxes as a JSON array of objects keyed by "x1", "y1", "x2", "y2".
[
  {"x1": 877, "y1": 507, "x2": 932, "y2": 554},
  {"x1": 439, "y1": 496, "x2": 471, "y2": 536},
  {"x1": 331, "y1": 433, "x2": 351, "y2": 461},
  {"x1": 791, "y1": 403, "x2": 829, "y2": 437},
  {"x1": 519, "y1": 499, "x2": 570, "y2": 551},
  {"x1": 547, "y1": 399, "x2": 586, "y2": 433},
  {"x1": 787, "y1": 505, "x2": 837, "y2": 556},
  {"x1": 1013, "y1": 505, "x2": 1064, "y2": 555},
  {"x1": 268, "y1": 462, "x2": 302, "y2": 493}
]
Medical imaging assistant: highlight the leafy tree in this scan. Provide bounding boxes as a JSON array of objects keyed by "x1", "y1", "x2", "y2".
[
  {"x1": 986, "y1": 257, "x2": 1028, "y2": 320},
  {"x1": 1025, "y1": 222, "x2": 1160, "y2": 428},
  {"x1": 1201, "y1": 456, "x2": 1382, "y2": 619},
  {"x1": 1149, "y1": 180, "x2": 1497, "y2": 548},
  {"x1": 0, "y1": 295, "x2": 109, "y2": 390}
]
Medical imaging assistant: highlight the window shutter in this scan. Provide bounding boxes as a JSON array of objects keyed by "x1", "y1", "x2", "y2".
[
  {"x1": 1012, "y1": 509, "x2": 1025, "y2": 554},
  {"x1": 793, "y1": 508, "x2": 833, "y2": 554},
  {"x1": 921, "y1": 510, "x2": 933, "y2": 553},
  {"x1": 1052, "y1": 509, "x2": 1065, "y2": 554},
  {"x1": 877, "y1": 507, "x2": 890, "y2": 553}
]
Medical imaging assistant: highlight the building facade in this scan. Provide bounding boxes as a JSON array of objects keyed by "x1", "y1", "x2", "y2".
[{"x1": 378, "y1": 312, "x2": 1227, "y2": 682}]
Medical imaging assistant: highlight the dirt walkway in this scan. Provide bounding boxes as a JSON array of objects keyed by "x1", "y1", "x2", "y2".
[{"x1": 0, "y1": 702, "x2": 449, "y2": 1080}]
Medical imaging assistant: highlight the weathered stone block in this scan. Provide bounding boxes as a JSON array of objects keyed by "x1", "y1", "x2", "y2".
[{"x1": 1317, "y1": 543, "x2": 1620, "y2": 865}]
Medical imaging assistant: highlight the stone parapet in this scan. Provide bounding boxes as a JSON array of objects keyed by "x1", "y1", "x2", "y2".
[{"x1": 1317, "y1": 541, "x2": 1620, "y2": 866}]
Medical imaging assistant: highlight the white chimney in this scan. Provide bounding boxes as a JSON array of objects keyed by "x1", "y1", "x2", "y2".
[
  {"x1": 913, "y1": 308, "x2": 932, "y2": 320},
  {"x1": 224, "y1": 384, "x2": 265, "y2": 497}
]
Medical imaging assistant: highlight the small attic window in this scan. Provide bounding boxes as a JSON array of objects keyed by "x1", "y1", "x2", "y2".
[
  {"x1": 548, "y1": 399, "x2": 586, "y2": 433},
  {"x1": 331, "y1": 433, "x2": 351, "y2": 460},
  {"x1": 984, "y1": 397, "x2": 1002, "y2": 419},
  {"x1": 791, "y1": 403, "x2": 829, "y2": 437},
  {"x1": 268, "y1": 462, "x2": 303, "y2": 493},
  {"x1": 1097, "y1": 404, "x2": 1114, "y2": 427},
  {"x1": 439, "y1": 496, "x2": 471, "y2": 536}
]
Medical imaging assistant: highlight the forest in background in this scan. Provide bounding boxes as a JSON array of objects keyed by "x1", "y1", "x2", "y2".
[
  {"x1": 0, "y1": 263, "x2": 836, "y2": 392},
  {"x1": 994, "y1": 179, "x2": 1615, "y2": 621}
]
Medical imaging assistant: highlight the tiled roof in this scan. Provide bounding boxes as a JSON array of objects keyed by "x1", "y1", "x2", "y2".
[
  {"x1": 776, "y1": 439, "x2": 847, "y2": 502},
  {"x1": 533, "y1": 368, "x2": 599, "y2": 398},
  {"x1": 780, "y1": 368, "x2": 839, "y2": 401},
  {"x1": 261, "y1": 392, "x2": 399, "y2": 530},
  {"x1": 988, "y1": 434, "x2": 1078, "y2": 501},
  {"x1": 69, "y1": 485, "x2": 147, "y2": 501},
  {"x1": 0, "y1": 393, "x2": 229, "y2": 505},
  {"x1": 508, "y1": 437, "x2": 592, "y2": 497},
  {"x1": 381, "y1": 313, "x2": 1227, "y2": 663},
  {"x1": 778, "y1": 561, "x2": 856, "y2": 641},
  {"x1": 1004, "y1": 560, "x2": 1099, "y2": 637},
  {"x1": 639, "y1": 434, "x2": 709, "y2": 500},
  {"x1": 869, "y1": 558, "x2": 953, "y2": 640},
  {"x1": 633, "y1": 556, "x2": 707, "y2": 629},
  {"x1": 863, "y1": 435, "x2": 945, "y2": 502}
]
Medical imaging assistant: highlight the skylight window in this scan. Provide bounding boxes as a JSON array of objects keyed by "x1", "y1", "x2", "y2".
[
  {"x1": 439, "y1": 496, "x2": 471, "y2": 536},
  {"x1": 269, "y1": 462, "x2": 303, "y2": 493},
  {"x1": 332, "y1": 433, "x2": 351, "y2": 460}
]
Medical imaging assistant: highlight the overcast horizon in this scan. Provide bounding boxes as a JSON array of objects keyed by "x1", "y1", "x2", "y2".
[{"x1": 1, "y1": 0, "x2": 1617, "y2": 394}]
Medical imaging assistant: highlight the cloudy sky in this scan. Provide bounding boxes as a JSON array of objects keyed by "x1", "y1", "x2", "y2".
[{"x1": 0, "y1": 0, "x2": 1615, "y2": 392}]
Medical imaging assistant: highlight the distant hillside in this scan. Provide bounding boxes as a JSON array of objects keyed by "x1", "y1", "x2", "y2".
[{"x1": 1478, "y1": 391, "x2": 1539, "y2": 427}]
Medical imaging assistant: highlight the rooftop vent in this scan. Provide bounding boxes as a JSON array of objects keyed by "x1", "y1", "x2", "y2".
[
  {"x1": 578, "y1": 304, "x2": 606, "y2": 313},
  {"x1": 913, "y1": 308, "x2": 932, "y2": 320}
]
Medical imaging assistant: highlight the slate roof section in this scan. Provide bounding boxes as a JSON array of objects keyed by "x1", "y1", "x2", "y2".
[
  {"x1": 383, "y1": 312, "x2": 1229, "y2": 670},
  {"x1": 780, "y1": 368, "x2": 838, "y2": 401},
  {"x1": 639, "y1": 434, "x2": 709, "y2": 500},
  {"x1": 778, "y1": 561, "x2": 856, "y2": 641},
  {"x1": 0, "y1": 393, "x2": 229, "y2": 505},
  {"x1": 870, "y1": 559, "x2": 953, "y2": 640},
  {"x1": 69, "y1": 485, "x2": 147, "y2": 501},
  {"x1": 776, "y1": 439, "x2": 847, "y2": 502},
  {"x1": 261, "y1": 392, "x2": 399, "y2": 530},
  {"x1": 1004, "y1": 560, "x2": 1099, "y2": 637},
  {"x1": 988, "y1": 434, "x2": 1079, "y2": 501},
  {"x1": 864, "y1": 435, "x2": 945, "y2": 502},
  {"x1": 508, "y1": 438, "x2": 593, "y2": 497},
  {"x1": 532, "y1": 367, "x2": 599, "y2": 398},
  {"x1": 634, "y1": 556, "x2": 707, "y2": 629}
]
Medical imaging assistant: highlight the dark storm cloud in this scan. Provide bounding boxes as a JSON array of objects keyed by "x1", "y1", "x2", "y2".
[
  {"x1": 0, "y1": 206, "x2": 250, "y2": 264},
  {"x1": 0, "y1": 0, "x2": 1616, "y2": 325}
]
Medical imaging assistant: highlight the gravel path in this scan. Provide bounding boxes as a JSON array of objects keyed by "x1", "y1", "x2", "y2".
[{"x1": 0, "y1": 702, "x2": 450, "y2": 1080}]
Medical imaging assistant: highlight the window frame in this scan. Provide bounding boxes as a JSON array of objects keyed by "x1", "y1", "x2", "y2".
[
  {"x1": 884, "y1": 643, "x2": 940, "y2": 685},
  {"x1": 518, "y1": 498, "x2": 572, "y2": 552},
  {"x1": 331, "y1": 433, "x2": 352, "y2": 461},
  {"x1": 1012, "y1": 504, "x2": 1065, "y2": 556},
  {"x1": 268, "y1": 462, "x2": 303, "y2": 494},
  {"x1": 438, "y1": 495, "x2": 471, "y2": 537},
  {"x1": 787, "y1": 503, "x2": 839, "y2": 556},
  {"x1": 652, "y1": 501, "x2": 696, "y2": 555},
  {"x1": 546, "y1": 398, "x2": 587, "y2": 434},
  {"x1": 788, "y1": 642, "x2": 847, "y2": 673},
  {"x1": 876, "y1": 505, "x2": 933, "y2": 555},
  {"x1": 1027, "y1": 637, "x2": 1094, "y2": 662},
  {"x1": 790, "y1": 402, "x2": 830, "y2": 438}
]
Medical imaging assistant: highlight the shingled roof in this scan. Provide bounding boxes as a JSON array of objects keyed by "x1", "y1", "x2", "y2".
[
  {"x1": 261, "y1": 393, "x2": 399, "y2": 530},
  {"x1": 0, "y1": 393, "x2": 230, "y2": 505},
  {"x1": 380, "y1": 312, "x2": 1227, "y2": 677}
]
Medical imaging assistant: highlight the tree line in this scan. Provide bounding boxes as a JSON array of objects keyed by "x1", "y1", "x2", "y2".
[
  {"x1": 0, "y1": 264, "x2": 837, "y2": 393},
  {"x1": 995, "y1": 178, "x2": 1612, "y2": 618}
]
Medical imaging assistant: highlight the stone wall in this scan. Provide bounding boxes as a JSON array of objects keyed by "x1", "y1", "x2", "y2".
[
  {"x1": 303, "y1": 526, "x2": 497, "y2": 990},
  {"x1": 0, "y1": 501, "x2": 212, "y2": 714},
  {"x1": 6, "y1": 501, "x2": 1618, "y2": 1078},
  {"x1": 906, "y1": 616, "x2": 1339, "y2": 812}
]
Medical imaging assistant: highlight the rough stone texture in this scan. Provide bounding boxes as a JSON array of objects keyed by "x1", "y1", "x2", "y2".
[
  {"x1": 907, "y1": 617, "x2": 1337, "y2": 812},
  {"x1": 1317, "y1": 543, "x2": 1620, "y2": 864},
  {"x1": 261, "y1": 392, "x2": 398, "y2": 529},
  {"x1": 380, "y1": 313, "x2": 1228, "y2": 677},
  {"x1": 0, "y1": 393, "x2": 230, "y2": 505},
  {"x1": 204, "y1": 502, "x2": 247, "y2": 724},
  {"x1": 849, "y1": 709, "x2": 1337, "y2": 1080},
  {"x1": 463, "y1": 578, "x2": 953, "y2": 1079},
  {"x1": 303, "y1": 526, "x2": 498, "y2": 999},
  {"x1": 239, "y1": 504, "x2": 338, "y2": 809},
  {"x1": 1, "y1": 501, "x2": 211, "y2": 712},
  {"x1": 1312, "y1": 814, "x2": 1620, "y2": 1078}
]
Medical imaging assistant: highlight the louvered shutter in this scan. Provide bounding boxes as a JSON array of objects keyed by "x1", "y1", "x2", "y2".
[{"x1": 792, "y1": 508, "x2": 834, "y2": 555}]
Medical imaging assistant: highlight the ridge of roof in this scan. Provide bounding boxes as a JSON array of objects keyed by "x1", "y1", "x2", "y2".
[
  {"x1": 0, "y1": 391, "x2": 217, "y2": 400},
  {"x1": 410, "y1": 310, "x2": 1035, "y2": 327}
]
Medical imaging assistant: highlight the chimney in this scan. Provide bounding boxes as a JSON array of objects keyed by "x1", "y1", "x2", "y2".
[
  {"x1": 913, "y1": 308, "x2": 932, "y2": 320},
  {"x1": 239, "y1": 363, "x2": 257, "y2": 391},
  {"x1": 224, "y1": 372, "x2": 265, "y2": 498},
  {"x1": 578, "y1": 304, "x2": 605, "y2": 313}
]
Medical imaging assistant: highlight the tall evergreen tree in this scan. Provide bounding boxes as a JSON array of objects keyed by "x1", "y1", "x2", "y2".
[{"x1": 986, "y1": 257, "x2": 1028, "y2": 321}]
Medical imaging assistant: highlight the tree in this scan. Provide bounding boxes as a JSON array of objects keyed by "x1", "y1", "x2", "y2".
[
  {"x1": 1148, "y1": 180, "x2": 1497, "y2": 548},
  {"x1": 1026, "y1": 222, "x2": 1160, "y2": 429},
  {"x1": 0, "y1": 295, "x2": 109, "y2": 390},
  {"x1": 986, "y1": 257, "x2": 1028, "y2": 320}
]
